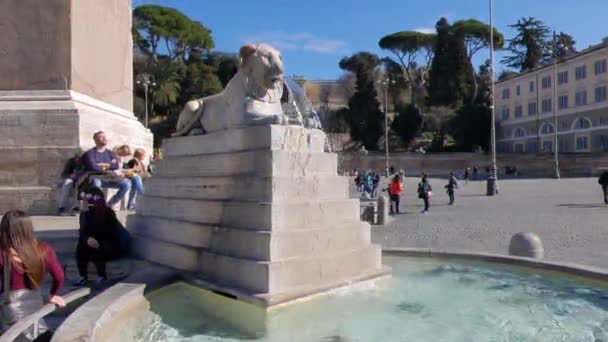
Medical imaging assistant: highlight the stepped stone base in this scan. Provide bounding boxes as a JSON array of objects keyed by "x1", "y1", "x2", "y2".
[
  {"x1": 128, "y1": 125, "x2": 389, "y2": 307},
  {"x1": 0, "y1": 90, "x2": 153, "y2": 214}
]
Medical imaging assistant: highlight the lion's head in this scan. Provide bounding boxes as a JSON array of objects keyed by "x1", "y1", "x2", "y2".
[{"x1": 240, "y1": 44, "x2": 284, "y2": 102}]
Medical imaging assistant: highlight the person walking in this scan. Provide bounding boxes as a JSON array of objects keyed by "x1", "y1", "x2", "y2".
[
  {"x1": 417, "y1": 173, "x2": 433, "y2": 213},
  {"x1": 388, "y1": 175, "x2": 404, "y2": 214},
  {"x1": 0, "y1": 210, "x2": 66, "y2": 340},
  {"x1": 445, "y1": 172, "x2": 459, "y2": 205},
  {"x1": 372, "y1": 173, "x2": 381, "y2": 198},
  {"x1": 464, "y1": 168, "x2": 470, "y2": 184},
  {"x1": 598, "y1": 170, "x2": 608, "y2": 205}
]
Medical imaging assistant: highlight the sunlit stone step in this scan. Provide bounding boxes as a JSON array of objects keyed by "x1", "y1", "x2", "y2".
[
  {"x1": 128, "y1": 214, "x2": 371, "y2": 261},
  {"x1": 162, "y1": 125, "x2": 326, "y2": 157},
  {"x1": 199, "y1": 245, "x2": 383, "y2": 294},
  {"x1": 154, "y1": 149, "x2": 338, "y2": 178},
  {"x1": 143, "y1": 175, "x2": 349, "y2": 202},
  {"x1": 136, "y1": 197, "x2": 360, "y2": 231}
]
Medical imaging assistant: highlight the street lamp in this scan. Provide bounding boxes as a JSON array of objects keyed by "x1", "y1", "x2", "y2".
[
  {"x1": 487, "y1": 0, "x2": 499, "y2": 196},
  {"x1": 135, "y1": 73, "x2": 156, "y2": 129},
  {"x1": 378, "y1": 77, "x2": 395, "y2": 176},
  {"x1": 550, "y1": 30, "x2": 566, "y2": 179}
]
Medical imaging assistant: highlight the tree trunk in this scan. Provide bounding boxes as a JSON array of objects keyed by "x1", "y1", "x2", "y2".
[{"x1": 470, "y1": 68, "x2": 478, "y2": 104}]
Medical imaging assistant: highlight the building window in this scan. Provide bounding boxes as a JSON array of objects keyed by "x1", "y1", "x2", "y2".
[
  {"x1": 558, "y1": 71, "x2": 569, "y2": 85},
  {"x1": 575, "y1": 90, "x2": 588, "y2": 106},
  {"x1": 561, "y1": 121, "x2": 569, "y2": 130},
  {"x1": 501, "y1": 108, "x2": 510, "y2": 120},
  {"x1": 543, "y1": 141, "x2": 553, "y2": 152},
  {"x1": 516, "y1": 85, "x2": 521, "y2": 96},
  {"x1": 542, "y1": 76, "x2": 552, "y2": 89},
  {"x1": 515, "y1": 144, "x2": 525, "y2": 153},
  {"x1": 595, "y1": 86, "x2": 607, "y2": 102},
  {"x1": 575, "y1": 65, "x2": 587, "y2": 80},
  {"x1": 595, "y1": 59, "x2": 607, "y2": 75},
  {"x1": 527, "y1": 102, "x2": 537, "y2": 116},
  {"x1": 514, "y1": 127, "x2": 525, "y2": 138},
  {"x1": 541, "y1": 123, "x2": 554, "y2": 135},
  {"x1": 576, "y1": 136, "x2": 589, "y2": 151},
  {"x1": 514, "y1": 105, "x2": 523, "y2": 118},
  {"x1": 574, "y1": 117, "x2": 592, "y2": 130},
  {"x1": 558, "y1": 95, "x2": 569, "y2": 110},
  {"x1": 529, "y1": 81, "x2": 535, "y2": 93},
  {"x1": 502, "y1": 88, "x2": 510, "y2": 99},
  {"x1": 601, "y1": 117, "x2": 608, "y2": 125},
  {"x1": 542, "y1": 98, "x2": 552, "y2": 113},
  {"x1": 527, "y1": 142, "x2": 537, "y2": 153}
]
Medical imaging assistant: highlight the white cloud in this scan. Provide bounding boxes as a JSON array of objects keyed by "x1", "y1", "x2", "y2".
[
  {"x1": 243, "y1": 31, "x2": 348, "y2": 54},
  {"x1": 414, "y1": 28, "x2": 435, "y2": 34}
]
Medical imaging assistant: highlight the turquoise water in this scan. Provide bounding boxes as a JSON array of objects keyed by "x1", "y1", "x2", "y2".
[{"x1": 116, "y1": 256, "x2": 608, "y2": 341}]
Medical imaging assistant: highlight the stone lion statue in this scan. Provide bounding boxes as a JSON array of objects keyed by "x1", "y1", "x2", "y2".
[{"x1": 173, "y1": 44, "x2": 289, "y2": 136}]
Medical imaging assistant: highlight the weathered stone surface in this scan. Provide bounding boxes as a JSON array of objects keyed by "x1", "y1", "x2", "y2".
[
  {"x1": 377, "y1": 195, "x2": 390, "y2": 225},
  {"x1": 164, "y1": 125, "x2": 325, "y2": 157},
  {"x1": 155, "y1": 149, "x2": 337, "y2": 178},
  {"x1": 137, "y1": 196, "x2": 360, "y2": 231},
  {"x1": 199, "y1": 246, "x2": 382, "y2": 294},
  {"x1": 143, "y1": 175, "x2": 349, "y2": 202},
  {"x1": 128, "y1": 215, "x2": 371, "y2": 261}
]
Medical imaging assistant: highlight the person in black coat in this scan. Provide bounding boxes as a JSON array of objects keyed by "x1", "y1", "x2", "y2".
[
  {"x1": 73, "y1": 187, "x2": 124, "y2": 286},
  {"x1": 598, "y1": 170, "x2": 608, "y2": 205}
]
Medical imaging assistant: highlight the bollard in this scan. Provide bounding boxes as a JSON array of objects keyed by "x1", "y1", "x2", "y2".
[
  {"x1": 508, "y1": 232, "x2": 544, "y2": 259},
  {"x1": 486, "y1": 177, "x2": 497, "y2": 196},
  {"x1": 377, "y1": 195, "x2": 390, "y2": 225}
]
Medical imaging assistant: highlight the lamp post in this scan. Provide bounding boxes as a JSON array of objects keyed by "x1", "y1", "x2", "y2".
[
  {"x1": 487, "y1": 0, "x2": 498, "y2": 196},
  {"x1": 135, "y1": 73, "x2": 156, "y2": 129},
  {"x1": 551, "y1": 30, "x2": 562, "y2": 179},
  {"x1": 378, "y1": 77, "x2": 395, "y2": 176}
]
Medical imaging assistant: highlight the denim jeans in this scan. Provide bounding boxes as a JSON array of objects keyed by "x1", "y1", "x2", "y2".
[
  {"x1": 58, "y1": 178, "x2": 76, "y2": 210},
  {"x1": 128, "y1": 175, "x2": 145, "y2": 208},
  {"x1": 91, "y1": 177, "x2": 131, "y2": 208}
]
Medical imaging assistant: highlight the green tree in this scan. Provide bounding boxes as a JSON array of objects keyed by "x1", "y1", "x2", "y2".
[
  {"x1": 378, "y1": 31, "x2": 435, "y2": 104},
  {"x1": 452, "y1": 19, "x2": 504, "y2": 102},
  {"x1": 391, "y1": 104, "x2": 423, "y2": 148},
  {"x1": 447, "y1": 28, "x2": 476, "y2": 107},
  {"x1": 555, "y1": 32, "x2": 576, "y2": 57},
  {"x1": 449, "y1": 103, "x2": 491, "y2": 151},
  {"x1": 502, "y1": 17, "x2": 550, "y2": 71},
  {"x1": 427, "y1": 18, "x2": 454, "y2": 106},
  {"x1": 339, "y1": 52, "x2": 384, "y2": 150},
  {"x1": 133, "y1": 5, "x2": 214, "y2": 63}
]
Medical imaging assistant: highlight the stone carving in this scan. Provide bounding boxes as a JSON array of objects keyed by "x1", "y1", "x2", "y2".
[{"x1": 173, "y1": 44, "x2": 288, "y2": 136}]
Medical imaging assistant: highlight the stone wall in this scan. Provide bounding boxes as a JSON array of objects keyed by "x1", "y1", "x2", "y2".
[{"x1": 340, "y1": 152, "x2": 608, "y2": 178}]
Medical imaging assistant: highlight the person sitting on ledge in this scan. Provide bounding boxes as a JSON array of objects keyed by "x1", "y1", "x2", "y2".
[
  {"x1": 73, "y1": 187, "x2": 123, "y2": 287},
  {"x1": 0, "y1": 210, "x2": 66, "y2": 339},
  {"x1": 57, "y1": 151, "x2": 85, "y2": 216},
  {"x1": 82, "y1": 131, "x2": 131, "y2": 208},
  {"x1": 125, "y1": 148, "x2": 150, "y2": 210}
]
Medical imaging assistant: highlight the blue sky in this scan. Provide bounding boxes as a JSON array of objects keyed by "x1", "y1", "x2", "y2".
[{"x1": 134, "y1": 0, "x2": 608, "y2": 80}]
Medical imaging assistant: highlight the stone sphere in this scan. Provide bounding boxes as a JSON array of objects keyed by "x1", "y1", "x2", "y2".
[{"x1": 509, "y1": 232, "x2": 544, "y2": 259}]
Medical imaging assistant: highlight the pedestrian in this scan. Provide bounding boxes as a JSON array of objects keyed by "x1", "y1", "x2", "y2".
[
  {"x1": 388, "y1": 175, "x2": 404, "y2": 214},
  {"x1": 417, "y1": 173, "x2": 433, "y2": 213},
  {"x1": 445, "y1": 172, "x2": 458, "y2": 205},
  {"x1": 73, "y1": 187, "x2": 124, "y2": 286},
  {"x1": 372, "y1": 173, "x2": 381, "y2": 198},
  {"x1": 473, "y1": 165, "x2": 479, "y2": 181},
  {"x1": 598, "y1": 170, "x2": 608, "y2": 205},
  {"x1": 0, "y1": 210, "x2": 66, "y2": 340},
  {"x1": 464, "y1": 168, "x2": 470, "y2": 184}
]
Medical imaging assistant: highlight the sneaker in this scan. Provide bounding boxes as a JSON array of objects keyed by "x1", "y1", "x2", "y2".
[
  {"x1": 94, "y1": 276, "x2": 109, "y2": 287},
  {"x1": 72, "y1": 277, "x2": 89, "y2": 286},
  {"x1": 58, "y1": 208, "x2": 70, "y2": 217},
  {"x1": 127, "y1": 205, "x2": 136, "y2": 211}
]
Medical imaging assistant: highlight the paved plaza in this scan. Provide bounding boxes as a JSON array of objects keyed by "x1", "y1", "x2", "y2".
[{"x1": 371, "y1": 177, "x2": 608, "y2": 269}]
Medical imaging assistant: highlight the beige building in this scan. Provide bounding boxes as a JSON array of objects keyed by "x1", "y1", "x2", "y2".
[{"x1": 496, "y1": 38, "x2": 608, "y2": 153}]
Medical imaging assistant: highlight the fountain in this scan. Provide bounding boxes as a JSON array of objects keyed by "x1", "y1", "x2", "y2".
[{"x1": 126, "y1": 43, "x2": 390, "y2": 307}]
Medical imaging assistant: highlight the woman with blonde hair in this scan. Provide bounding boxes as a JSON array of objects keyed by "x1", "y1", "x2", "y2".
[{"x1": 0, "y1": 210, "x2": 65, "y2": 339}]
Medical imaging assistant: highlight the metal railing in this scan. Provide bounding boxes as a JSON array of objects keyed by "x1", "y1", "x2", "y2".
[{"x1": 0, "y1": 288, "x2": 91, "y2": 342}]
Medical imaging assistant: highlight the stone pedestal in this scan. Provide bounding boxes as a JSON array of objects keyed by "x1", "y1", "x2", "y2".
[
  {"x1": 0, "y1": 0, "x2": 152, "y2": 214},
  {"x1": 128, "y1": 125, "x2": 389, "y2": 307}
]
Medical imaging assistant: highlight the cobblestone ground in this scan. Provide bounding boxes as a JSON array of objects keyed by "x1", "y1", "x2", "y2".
[{"x1": 370, "y1": 177, "x2": 608, "y2": 269}]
